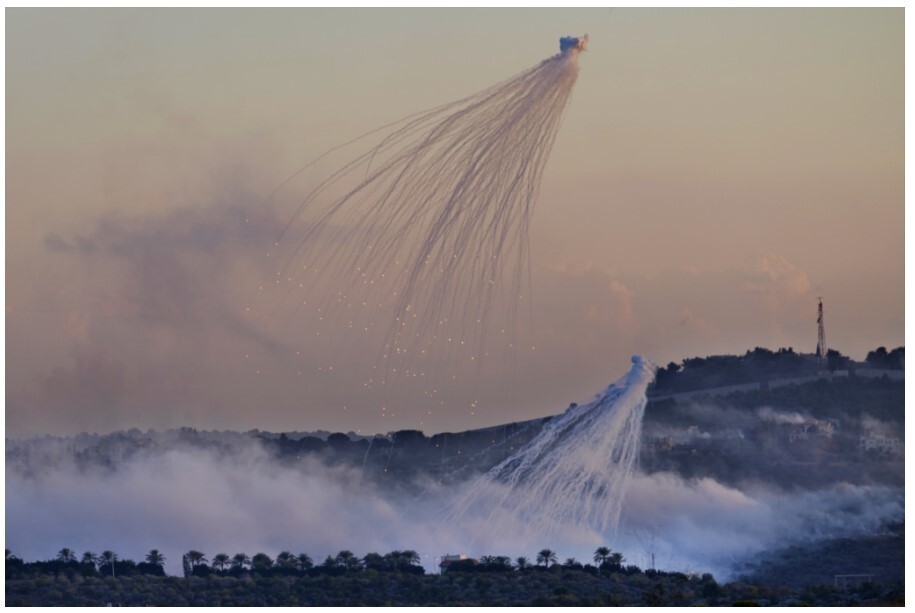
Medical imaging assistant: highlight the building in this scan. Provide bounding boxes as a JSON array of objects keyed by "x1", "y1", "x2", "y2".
[
  {"x1": 786, "y1": 420, "x2": 835, "y2": 443},
  {"x1": 859, "y1": 433, "x2": 903, "y2": 456},
  {"x1": 439, "y1": 554, "x2": 476, "y2": 573}
]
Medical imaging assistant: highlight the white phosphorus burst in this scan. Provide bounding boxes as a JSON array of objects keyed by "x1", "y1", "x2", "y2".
[
  {"x1": 260, "y1": 36, "x2": 588, "y2": 392},
  {"x1": 447, "y1": 356, "x2": 656, "y2": 544}
]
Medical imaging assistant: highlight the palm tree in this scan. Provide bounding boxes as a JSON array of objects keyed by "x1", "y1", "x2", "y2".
[
  {"x1": 563, "y1": 557, "x2": 580, "y2": 568},
  {"x1": 383, "y1": 550, "x2": 402, "y2": 569},
  {"x1": 480, "y1": 555, "x2": 497, "y2": 565},
  {"x1": 185, "y1": 550, "x2": 208, "y2": 568},
  {"x1": 608, "y1": 552, "x2": 625, "y2": 568},
  {"x1": 56, "y1": 548, "x2": 77, "y2": 563},
  {"x1": 145, "y1": 549, "x2": 166, "y2": 568},
  {"x1": 296, "y1": 553, "x2": 314, "y2": 571},
  {"x1": 593, "y1": 546, "x2": 611, "y2": 567},
  {"x1": 211, "y1": 553, "x2": 230, "y2": 572},
  {"x1": 100, "y1": 550, "x2": 118, "y2": 578},
  {"x1": 231, "y1": 553, "x2": 251, "y2": 570},
  {"x1": 100, "y1": 550, "x2": 118, "y2": 565},
  {"x1": 515, "y1": 556, "x2": 530, "y2": 571},
  {"x1": 335, "y1": 550, "x2": 362, "y2": 571},
  {"x1": 536, "y1": 549, "x2": 557, "y2": 567},
  {"x1": 251, "y1": 552, "x2": 273, "y2": 571},
  {"x1": 81, "y1": 551, "x2": 99, "y2": 568},
  {"x1": 362, "y1": 552, "x2": 385, "y2": 571},
  {"x1": 276, "y1": 551, "x2": 297, "y2": 568}
]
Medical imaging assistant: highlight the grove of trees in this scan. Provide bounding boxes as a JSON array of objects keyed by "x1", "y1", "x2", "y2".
[{"x1": 6, "y1": 541, "x2": 901, "y2": 606}]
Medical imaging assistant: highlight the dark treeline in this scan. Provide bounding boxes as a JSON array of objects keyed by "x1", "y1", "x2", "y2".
[
  {"x1": 5, "y1": 547, "x2": 425, "y2": 580},
  {"x1": 865, "y1": 346, "x2": 905, "y2": 370},
  {"x1": 651, "y1": 345, "x2": 904, "y2": 394},
  {"x1": 8, "y1": 546, "x2": 633, "y2": 579},
  {"x1": 5, "y1": 544, "x2": 902, "y2": 607}
]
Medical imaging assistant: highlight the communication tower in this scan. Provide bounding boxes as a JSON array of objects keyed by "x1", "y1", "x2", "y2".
[{"x1": 816, "y1": 297, "x2": 826, "y2": 365}]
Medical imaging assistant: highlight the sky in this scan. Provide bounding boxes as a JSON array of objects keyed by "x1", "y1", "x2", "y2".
[{"x1": 6, "y1": 8, "x2": 904, "y2": 438}]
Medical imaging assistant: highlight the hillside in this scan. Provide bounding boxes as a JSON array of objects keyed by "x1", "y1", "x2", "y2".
[{"x1": 7, "y1": 346, "x2": 904, "y2": 594}]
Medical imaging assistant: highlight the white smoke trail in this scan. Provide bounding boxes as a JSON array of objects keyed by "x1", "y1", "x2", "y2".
[
  {"x1": 447, "y1": 356, "x2": 656, "y2": 545},
  {"x1": 255, "y1": 36, "x2": 588, "y2": 396}
]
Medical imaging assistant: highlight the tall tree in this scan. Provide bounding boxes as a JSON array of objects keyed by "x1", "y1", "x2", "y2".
[
  {"x1": 400, "y1": 550, "x2": 421, "y2": 567},
  {"x1": 362, "y1": 552, "x2": 385, "y2": 571},
  {"x1": 276, "y1": 551, "x2": 297, "y2": 568},
  {"x1": 56, "y1": 548, "x2": 77, "y2": 563},
  {"x1": 99, "y1": 551, "x2": 118, "y2": 566},
  {"x1": 185, "y1": 550, "x2": 208, "y2": 568},
  {"x1": 100, "y1": 551, "x2": 118, "y2": 578},
  {"x1": 515, "y1": 556, "x2": 530, "y2": 571},
  {"x1": 593, "y1": 546, "x2": 611, "y2": 567},
  {"x1": 536, "y1": 549, "x2": 557, "y2": 567},
  {"x1": 335, "y1": 550, "x2": 362, "y2": 571},
  {"x1": 145, "y1": 549, "x2": 166, "y2": 568},
  {"x1": 231, "y1": 553, "x2": 251, "y2": 570},
  {"x1": 81, "y1": 551, "x2": 99, "y2": 568},
  {"x1": 296, "y1": 553, "x2": 314, "y2": 572},
  {"x1": 211, "y1": 553, "x2": 230, "y2": 572},
  {"x1": 251, "y1": 553, "x2": 274, "y2": 571},
  {"x1": 383, "y1": 551, "x2": 402, "y2": 570}
]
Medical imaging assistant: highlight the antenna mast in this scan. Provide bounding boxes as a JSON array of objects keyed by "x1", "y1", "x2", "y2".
[{"x1": 816, "y1": 297, "x2": 826, "y2": 365}]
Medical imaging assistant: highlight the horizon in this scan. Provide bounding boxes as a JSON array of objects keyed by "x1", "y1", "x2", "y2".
[{"x1": 6, "y1": 341, "x2": 902, "y2": 441}]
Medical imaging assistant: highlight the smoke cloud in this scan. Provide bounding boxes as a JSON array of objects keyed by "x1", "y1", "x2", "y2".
[
  {"x1": 618, "y1": 472, "x2": 902, "y2": 578},
  {"x1": 7, "y1": 434, "x2": 901, "y2": 580}
]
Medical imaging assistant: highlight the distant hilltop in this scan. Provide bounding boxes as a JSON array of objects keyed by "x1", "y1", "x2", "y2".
[
  {"x1": 650, "y1": 345, "x2": 903, "y2": 397},
  {"x1": 6, "y1": 344, "x2": 903, "y2": 494}
]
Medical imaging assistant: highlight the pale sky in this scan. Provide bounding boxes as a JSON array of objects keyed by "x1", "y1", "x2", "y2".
[{"x1": 6, "y1": 8, "x2": 904, "y2": 437}]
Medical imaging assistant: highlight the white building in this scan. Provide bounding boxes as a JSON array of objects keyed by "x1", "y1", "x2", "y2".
[{"x1": 859, "y1": 433, "x2": 903, "y2": 455}]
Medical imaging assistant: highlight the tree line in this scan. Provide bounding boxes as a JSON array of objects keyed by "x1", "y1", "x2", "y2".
[
  {"x1": 6, "y1": 545, "x2": 635, "y2": 579},
  {"x1": 8, "y1": 544, "x2": 901, "y2": 606},
  {"x1": 652, "y1": 345, "x2": 904, "y2": 394}
]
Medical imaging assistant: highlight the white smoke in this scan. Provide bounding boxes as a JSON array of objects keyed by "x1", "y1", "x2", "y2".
[
  {"x1": 447, "y1": 356, "x2": 654, "y2": 545},
  {"x1": 757, "y1": 406, "x2": 808, "y2": 425},
  {"x1": 8, "y1": 441, "x2": 901, "y2": 581},
  {"x1": 618, "y1": 472, "x2": 903, "y2": 578},
  {"x1": 5, "y1": 357, "x2": 902, "y2": 580}
]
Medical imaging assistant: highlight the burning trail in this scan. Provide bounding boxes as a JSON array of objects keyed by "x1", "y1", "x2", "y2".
[
  {"x1": 257, "y1": 36, "x2": 588, "y2": 395},
  {"x1": 447, "y1": 356, "x2": 656, "y2": 545}
]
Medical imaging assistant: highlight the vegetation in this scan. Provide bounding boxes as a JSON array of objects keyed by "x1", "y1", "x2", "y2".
[
  {"x1": 7, "y1": 345, "x2": 903, "y2": 497},
  {"x1": 652, "y1": 345, "x2": 903, "y2": 395},
  {"x1": 641, "y1": 370, "x2": 904, "y2": 490},
  {"x1": 652, "y1": 347, "x2": 817, "y2": 394},
  {"x1": 6, "y1": 543, "x2": 903, "y2": 606},
  {"x1": 734, "y1": 530, "x2": 904, "y2": 590},
  {"x1": 5, "y1": 345, "x2": 904, "y2": 606},
  {"x1": 865, "y1": 346, "x2": 904, "y2": 370}
]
